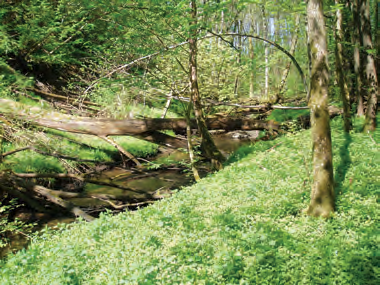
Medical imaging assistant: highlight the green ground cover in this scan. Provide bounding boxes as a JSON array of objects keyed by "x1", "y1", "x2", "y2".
[
  {"x1": 0, "y1": 117, "x2": 378, "y2": 284},
  {"x1": 0, "y1": 93, "x2": 168, "y2": 174}
]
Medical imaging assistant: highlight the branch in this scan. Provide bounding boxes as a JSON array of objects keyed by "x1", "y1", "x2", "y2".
[
  {"x1": 32, "y1": 185, "x2": 95, "y2": 222},
  {"x1": 84, "y1": 40, "x2": 191, "y2": 93},
  {"x1": 91, "y1": 196, "x2": 155, "y2": 209},
  {"x1": 211, "y1": 33, "x2": 309, "y2": 100},
  {"x1": 99, "y1": 136, "x2": 142, "y2": 168},
  {"x1": 27, "y1": 88, "x2": 100, "y2": 107},
  {"x1": 206, "y1": 30, "x2": 239, "y2": 51},
  {"x1": 2, "y1": 146, "x2": 110, "y2": 164},
  {"x1": 12, "y1": 172, "x2": 146, "y2": 194}
]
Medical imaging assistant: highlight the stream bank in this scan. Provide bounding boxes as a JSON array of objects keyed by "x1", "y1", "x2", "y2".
[{"x1": 1, "y1": 131, "x2": 259, "y2": 258}]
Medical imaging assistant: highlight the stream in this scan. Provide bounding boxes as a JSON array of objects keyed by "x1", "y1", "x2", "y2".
[{"x1": 1, "y1": 132, "x2": 257, "y2": 259}]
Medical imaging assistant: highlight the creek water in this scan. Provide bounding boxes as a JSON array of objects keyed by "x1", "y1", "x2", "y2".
[{"x1": 1, "y1": 132, "x2": 257, "y2": 259}]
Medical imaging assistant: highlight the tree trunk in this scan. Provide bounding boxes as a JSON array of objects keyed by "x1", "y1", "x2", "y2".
[
  {"x1": 262, "y1": 5, "x2": 269, "y2": 99},
  {"x1": 360, "y1": 0, "x2": 378, "y2": 131},
  {"x1": 305, "y1": 0, "x2": 335, "y2": 218},
  {"x1": 305, "y1": 15, "x2": 312, "y2": 97},
  {"x1": 0, "y1": 99, "x2": 280, "y2": 134},
  {"x1": 376, "y1": 2, "x2": 380, "y2": 88},
  {"x1": 249, "y1": 36, "x2": 255, "y2": 98},
  {"x1": 234, "y1": 20, "x2": 242, "y2": 98},
  {"x1": 189, "y1": 0, "x2": 225, "y2": 169},
  {"x1": 161, "y1": 92, "x2": 172, "y2": 119},
  {"x1": 185, "y1": 106, "x2": 200, "y2": 182},
  {"x1": 278, "y1": 14, "x2": 300, "y2": 96},
  {"x1": 353, "y1": 0, "x2": 365, "y2": 116},
  {"x1": 335, "y1": 0, "x2": 352, "y2": 132}
]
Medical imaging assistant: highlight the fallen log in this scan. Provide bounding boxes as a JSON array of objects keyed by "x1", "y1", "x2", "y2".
[
  {"x1": 135, "y1": 131, "x2": 188, "y2": 149},
  {"x1": 0, "y1": 172, "x2": 95, "y2": 221},
  {"x1": 31, "y1": 185, "x2": 95, "y2": 222},
  {"x1": 0, "y1": 98, "x2": 279, "y2": 136}
]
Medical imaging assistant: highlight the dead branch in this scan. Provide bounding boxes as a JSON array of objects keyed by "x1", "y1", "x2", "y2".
[
  {"x1": 31, "y1": 185, "x2": 95, "y2": 222},
  {"x1": 11, "y1": 172, "x2": 146, "y2": 194},
  {"x1": 27, "y1": 88, "x2": 101, "y2": 107},
  {"x1": 2, "y1": 146, "x2": 110, "y2": 164},
  {"x1": 99, "y1": 136, "x2": 142, "y2": 168},
  {"x1": 91, "y1": 196, "x2": 155, "y2": 209}
]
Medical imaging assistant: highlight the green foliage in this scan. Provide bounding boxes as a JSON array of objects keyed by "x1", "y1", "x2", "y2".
[
  {"x1": 0, "y1": 116, "x2": 378, "y2": 284},
  {"x1": 1, "y1": 130, "x2": 158, "y2": 175},
  {"x1": 267, "y1": 108, "x2": 310, "y2": 122},
  {"x1": 0, "y1": 198, "x2": 34, "y2": 249}
]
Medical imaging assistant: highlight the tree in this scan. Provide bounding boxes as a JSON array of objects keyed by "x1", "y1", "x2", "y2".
[
  {"x1": 189, "y1": 0, "x2": 226, "y2": 169},
  {"x1": 352, "y1": 0, "x2": 366, "y2": 116},
  {"x1": 305, "y1": 0, "x2": 335, "y2": 218},
  {"x1": 335, "y1": 0, "x2": 352, "y2": 132},
  {"x1": 359, "y1": 0, "x2": 378, "y2": 131}
]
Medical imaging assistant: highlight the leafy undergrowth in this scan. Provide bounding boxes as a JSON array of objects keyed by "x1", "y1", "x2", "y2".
[
  {"x1": 0, "y1": 117, "x2": 378, "y2": 284},
  {"x1": 267, "y1": 108, "x2": 310, "y2": 122},
  {"x1": 1, "y1": 132, "x2": 158, "y2": 174},
  {"x1": 1, "y1": 94, "x2": 161, "y2": 174}
]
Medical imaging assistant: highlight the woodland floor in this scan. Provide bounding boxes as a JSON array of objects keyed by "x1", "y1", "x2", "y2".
[{"x1": 0, "y1": 116, "x2": 378, "y2": 284}]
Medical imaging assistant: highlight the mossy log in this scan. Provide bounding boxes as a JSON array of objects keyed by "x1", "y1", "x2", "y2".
[{"x1": 0, "y1": 98, "x2": 279, "y2": 138}]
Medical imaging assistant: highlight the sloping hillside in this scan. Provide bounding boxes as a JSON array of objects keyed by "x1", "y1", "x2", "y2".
[{"x1": 0, "y1": 117, "x2": 378, "y2": 284}]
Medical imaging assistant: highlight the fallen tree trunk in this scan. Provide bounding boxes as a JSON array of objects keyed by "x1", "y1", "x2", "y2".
[
  {"x1": 0, "y1": 99, "x2": 279, "y2": 136},
  {"x1": 0, "y1": 172, "x2": 95, "y2": 221}
]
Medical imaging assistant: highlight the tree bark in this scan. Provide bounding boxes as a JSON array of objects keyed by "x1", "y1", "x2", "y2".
[
  {"x1": 234, "y1": 20, "x2": 242, "y2": 98},
  {"x1": 278, "y1": 14, "x2": 300, "y2": 96},
  {"x1": 189, "y1": 0, "x2": 225, "y2": 169},
  {"x1": 262, "y1": 5, "x2": 270, "y2": 99},
  {"x1": 376, "y1": 2, "x2": 380, "y2": 88},
  {"x1": 305, "y1": 0, "x2": 335, "y2": 218},
  {"x1": 353, "y1": 0, "x2": 365, "y2": 116},
  {"x1": 0, "y1": 98, "x2": 279, "y2": 134},
  {"x1": 249, "y1": 36, "x2": 255, "y2": 98},
  {"x1": 359, "y1": 0, "x2": 378, "y2": 131},
  {"x1": 335, "y1": 0, "x2": 352, "y2": 132}
]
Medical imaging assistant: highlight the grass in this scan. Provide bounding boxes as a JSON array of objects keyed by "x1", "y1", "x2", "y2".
[
  {"x1": 0, "y1": 91, "x2": 164, "y2": 174},
  {"x1": 0, "y1": 116, "x2": 379, "y2": 284},
  {"x1": 1, "y1": 131, "x2": 159, "y2": 174}
]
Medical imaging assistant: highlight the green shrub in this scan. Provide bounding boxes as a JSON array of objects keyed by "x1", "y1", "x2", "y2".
[
  {"x1": 0, "y1": 198, "x2": 34, "y2": 249},
  {"x1": 268, "y1": 108, "x2": 310, "y2": 122}
]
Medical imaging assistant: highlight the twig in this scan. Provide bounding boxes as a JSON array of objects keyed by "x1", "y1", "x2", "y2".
[
  {"x1": 368, "y1": 133, "x2": 378, "y2": 145},
  {"x1": 27, "y1": 88, "x2": 100, "y2": 107},
  {"x1": 91, "y1": 196, "x2": 155, "y2": 209},
  {"x1": 2, "y1": 146, "x2": 110, "y2": 164},
  {"x1": 99, "y1": 136, "x2": 142, "y2": 168},
  {"x1": 11, "y1": 172, "x2": 145, "y2": 194},
  {"x1": 266, "y1": 142, "x2": 283, "y2": 152}
]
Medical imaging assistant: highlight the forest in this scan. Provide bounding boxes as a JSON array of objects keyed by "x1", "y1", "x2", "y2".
[{"x1": 0, "y1": 0, "x2": 379, "y2": 283}]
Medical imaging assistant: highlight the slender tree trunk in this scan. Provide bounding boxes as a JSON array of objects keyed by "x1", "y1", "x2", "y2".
[
  {"x1": 189, "y1": 0, "x2": 225, "y2": 169},
  {"x1": 249, "y1": 11, "x2": 256, "y2": 98},
  {"x1": 161, "y1": 91, "x2": 172, "y2": 119},
  {"x1": 234, "y1": 20, "x2": 242, "y2": 98},
  {"x1": 185, "y1": 106, "x2": 200, "y2": 182},
  {"x1": 262, "y1": 5, "x2": 269, "y2": 98},
  {"x1": 305, "y1": 15, "x2": 312, "y2": 101},
  {"x1": 376, "y1": 2, "x2": 380, "y2": 87},
  {"x1": 335, "y1": 0, "x2": 352, "y2": 132},
  {"x1": 305, "y1": 0, "x2": 335, "y2": 218},
  {"x1": 278, "y1": 14, "x2": 300, "y2": 96},
  {"x1": 249, "y1": 36, "x2": 255, "y2": 98},
  {"x1": 353, "y1": 0, "x2": 365, "y2": 116},
  {"x1": 360, "y1": 0, "x2": 378, "y2": 131},
  {"x1": 0, "y1": 123, "x2": 3, "y2": 164}
]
